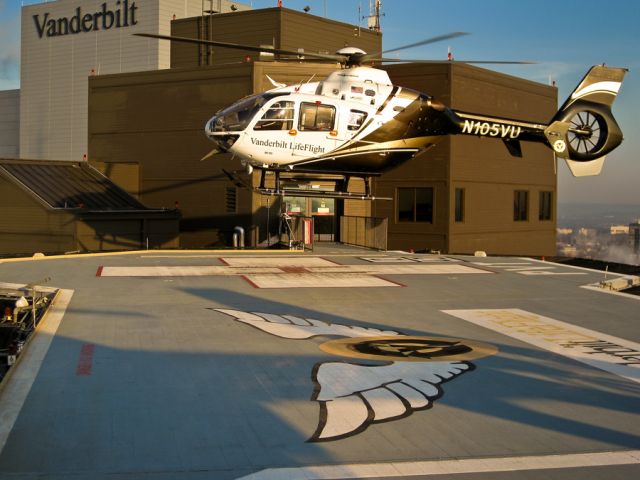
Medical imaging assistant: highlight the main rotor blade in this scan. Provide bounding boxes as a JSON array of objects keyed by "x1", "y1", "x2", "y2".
[
  {"x1": 379, "y1": 58, "x2": 536, "y2": 65},
  {"x1": 362, "y1": 32, "x2": 469, "y2": 62},
  {"x1": 134, "y1": 33, "x2": 345, "y2": 62}
]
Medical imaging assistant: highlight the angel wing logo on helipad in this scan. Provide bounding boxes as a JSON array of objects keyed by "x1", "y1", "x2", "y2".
[{"x1": 213, "y1": 309, "x2": 497, "y2": 442}]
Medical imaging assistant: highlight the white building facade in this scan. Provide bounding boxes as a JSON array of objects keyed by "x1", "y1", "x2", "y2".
[
  {"x1": 19, "y1": 0, "x2": 248, "y2": 161},
  {"x1": 0, "y1": 90, "x2": 20, "y2": 158}
]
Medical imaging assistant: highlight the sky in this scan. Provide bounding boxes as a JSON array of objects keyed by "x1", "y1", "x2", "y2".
[{"x1": 1, "y1": 0, "x2": 639, "y2": 205}]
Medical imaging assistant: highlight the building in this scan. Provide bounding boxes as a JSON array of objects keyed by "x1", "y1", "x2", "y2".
[
  {"x1": 372, "y1": 63, "x2": 557, "y2": 255},
  {"x1": 2, "y1": 4, "x2": 559, "y2": 256},
  {"x1": 0, "y1": 90, "x2": 19, "y2": 158},
  {"x1": 611, "y1": 225, "x2": 630, "y2": 235},
  {"x1": 88, "y1": 7, "x2": 557, "y2": 255},
  {"x1": 88, "y1": 8, "x2": 382, "y2": 248},
  {"x1": 17, "y1": 0, "x2": 249, "y2": 162},
  {"x1": 0, "y1": 159, "x2": 179, "y2": 254}
]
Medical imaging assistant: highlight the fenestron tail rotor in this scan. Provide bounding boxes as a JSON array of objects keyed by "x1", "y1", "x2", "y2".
[{"x1": 567, "y1": 111, "x2": 607, "y2": 156}]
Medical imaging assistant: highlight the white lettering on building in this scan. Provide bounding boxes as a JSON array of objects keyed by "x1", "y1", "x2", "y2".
[{"x1": 33, "y1": 1, "x2": 138, "y2": 39}]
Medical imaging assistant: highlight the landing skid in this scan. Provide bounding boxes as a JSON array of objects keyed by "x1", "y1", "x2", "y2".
[{"x1": 223, "y1": 168, "x2": 391, "y2": 201}]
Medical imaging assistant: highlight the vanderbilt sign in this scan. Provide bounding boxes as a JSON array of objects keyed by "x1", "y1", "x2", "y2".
[{"x1": 33, "y1": 1, "x2": 138, "y2": 39}]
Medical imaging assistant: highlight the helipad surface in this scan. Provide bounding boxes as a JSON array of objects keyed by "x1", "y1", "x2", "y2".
[{"x1": 0, "y1": 248, "x2": 638, "y2": 479}]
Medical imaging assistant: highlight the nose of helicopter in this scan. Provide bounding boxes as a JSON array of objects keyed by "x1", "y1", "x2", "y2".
[
  {"x1": 205, "y1": 114, "x2": 224, "y2": 138},
  {"x1": 204, "y1": 115, "x2": 238, "y2": 152}
]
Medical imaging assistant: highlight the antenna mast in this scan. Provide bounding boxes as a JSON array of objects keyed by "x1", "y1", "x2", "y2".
[{"x1": 366, "y1": 0, "x2": 382, "y2": 32}]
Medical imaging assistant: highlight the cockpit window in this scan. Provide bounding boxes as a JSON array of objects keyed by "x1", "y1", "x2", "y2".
[
  {"x1": 209, "y1": 93, "x2": 286, "y2": 132},
  {"x1": 253, "y1": 101, "x2": 295, "y2": 130},
  {"x1": 299, "y1": 102, "x2": 336, "y2": 131}
]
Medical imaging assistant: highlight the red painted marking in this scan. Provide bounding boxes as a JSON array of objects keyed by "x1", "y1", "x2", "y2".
[
  {"x1": 218, "y1": 257, "x2": 230, "y2": 265},
  {"x1": 373, "y1": 275, "x2": 406, "y2": 287},
  {"x1": 241, "y1": 275, "x2": 260, "y2": 288},
  {"x1": 76, "y1": 344, "x2": 95, "y2": 376},
  {"x1": 280, "y1": 266, "x2": 309, "y2": 273},
  {"x1": 95, "y1": 266, "x2": 103, "y2": 277}
]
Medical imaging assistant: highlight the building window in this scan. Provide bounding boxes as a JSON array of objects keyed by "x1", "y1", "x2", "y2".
[
  {"x1": 254, "y1": 100, "x2": 294, "y2": 130},
  {"x1": 225, "y1": 187, "x2": 237, "y2": 213},
  {"x1": 299, "y1": 102, "x2": 335, "y2": 131},
  {"x1": 514, "y1": 190, "x2": 529, "y2": 221},
  {"x1": 455, "y1": 188, "x2": 465, "y2": 222},
  {"x1": 539, "y1": 191, "x2": 553, "y2": 221},
  {"x1": 398, "y1": 187, "x2": 434, "y2": 223}
]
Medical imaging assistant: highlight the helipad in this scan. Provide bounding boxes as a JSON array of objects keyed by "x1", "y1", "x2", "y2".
[{"x1": 0, "y1": 247, "x2": 638, "y2": 479}]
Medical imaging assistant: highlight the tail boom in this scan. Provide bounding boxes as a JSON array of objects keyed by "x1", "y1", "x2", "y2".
[
  {"x1": 544, "y1": 65, "x2": 627, "y2": 173},
  {"x1": 446, "y1": 65, "x2": 626, "y2": 176}
]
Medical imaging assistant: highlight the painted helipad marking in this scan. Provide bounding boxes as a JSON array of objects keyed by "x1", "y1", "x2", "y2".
[
  {"x1": 242, "y1": 273, "x2": 403, "y2": 288},
  {"x1": 361, "y1": 256, "x2": 459, "y2": 263},
  {"x1": 0, "y1": 287, "x2": 74, "y2": 455},
  {"x1": 98, "y1": 263, "x2": 489, "y2": 277},
  {"x1": 76, "y1": 344, "x2": 96, "y2": 376},
  {"x1": 443, "y1": 309, "x2": 640, "y2": 384},
  {"x1": 235, "y1": 450, "x2": 640, "y2": 480},
  {"x1": 361, "y1": 256, "x2": 416, "y2": 263},
  {"x1": 98, "y1": 266, "x2": 284, "y2": 276},
  {"x1": 471, "y1": 261, "x2": 587, "y2": 275},
  {"x1": 214, "y1": 310, "x2": 485, "y2": 441},
  {"x1": 220, "y1": 256, "x2": 338, "y2": 267}
]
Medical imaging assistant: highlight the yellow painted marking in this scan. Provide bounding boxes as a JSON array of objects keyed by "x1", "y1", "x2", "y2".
[{"x1": 320, "y1": 335, "x2": 498, "y2": 362}]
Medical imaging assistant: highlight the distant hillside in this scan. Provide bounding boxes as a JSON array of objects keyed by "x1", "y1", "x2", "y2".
[{"x1": 558, "y1": 203, "x2": 639, "y2": 230}]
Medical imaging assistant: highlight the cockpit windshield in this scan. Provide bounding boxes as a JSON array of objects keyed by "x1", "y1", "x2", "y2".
[{"x1": 208, "y1": 93, "x2": 287, "y2": 132}]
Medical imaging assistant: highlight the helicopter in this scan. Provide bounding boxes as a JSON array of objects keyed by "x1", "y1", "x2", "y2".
[{"x1": 135, "y1": 32, "x2": 627, "y2": 200}]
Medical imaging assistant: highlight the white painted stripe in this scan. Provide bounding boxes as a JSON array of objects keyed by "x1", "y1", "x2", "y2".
[
  {"x1": 0, "y1": 288, "x2": 74, "y2": 454},
  {"x1": 504, "y1": 266, "x2": 554, "y2": 271},
  {"x1": 244, "y1": 274, "x2": 402, "y2": 288},
  {"x1": 345, "y1": 264, "x2": 484, "y2": 274},
  {"x1": 517, "y1": 270, "x2": 586, "y2": 276},
  {"x1": 363, "y1": 256, "x2": 459, "y2": 263},
  {"x1": 443, "y1": 309, "x2": 640, "y2": 384},
  {"x1": 99, "y1": 266, "x2": 283, "y2": 276},
  {"x1": 99, "y1": 264, "x2": 489, "y2": 277},
  {"x1": 471, "y1": 262, "x2": 532, "y2": 266},
  {"x1": 235, "y1": 450, "x2": 640, "y2": 479},
  {"x1": 361, "y1": 257, "x2": 417, "y2": 263},
  {"x1": 472, "y1": 261, "x2": 586, "y2": 275},
  {"x1": 571, "y1": 80, "x2": 621, "y2": 99},
  {"x1": 220, "y1": 257, "x2": 338, "y2": 267}
]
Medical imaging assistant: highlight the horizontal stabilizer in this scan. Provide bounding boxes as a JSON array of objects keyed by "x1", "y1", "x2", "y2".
[{"x1": 564, "y1": 157, "x2": 605, "y2": 177}]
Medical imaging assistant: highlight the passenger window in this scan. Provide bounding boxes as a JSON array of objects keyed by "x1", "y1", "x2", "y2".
[
  {"x1": 254, "y1": 101, "x2": 294, "y2": 130},
  {"x1": 347, "y1": 110, "x2": 368, "y2": 131},
  {"x1": 299, "y1": 102, "x2": 336, "y2": 131}
]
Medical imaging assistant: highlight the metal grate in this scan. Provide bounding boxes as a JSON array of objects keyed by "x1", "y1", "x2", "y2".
[{"x1": 225, "y1": 186, "x2": 237, "y2": 213}]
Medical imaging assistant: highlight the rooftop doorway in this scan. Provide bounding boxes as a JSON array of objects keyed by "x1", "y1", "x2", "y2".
[{"x1": 284, "y1": 196, "x2": 336, "y2": 242}]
